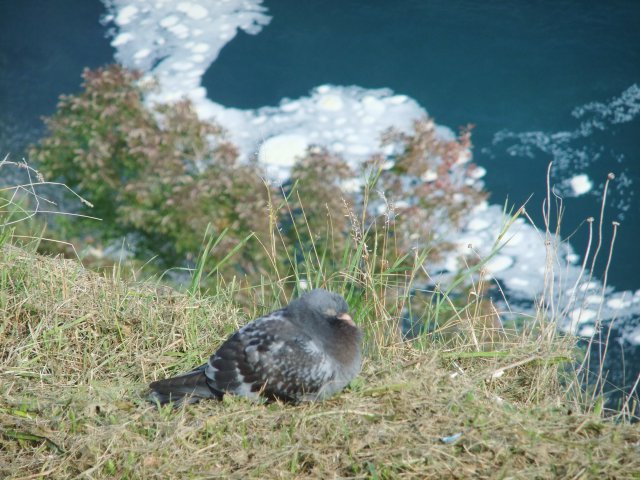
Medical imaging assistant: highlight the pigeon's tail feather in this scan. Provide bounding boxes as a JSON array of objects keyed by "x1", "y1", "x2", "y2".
[{"x1": 148, "y1": 369, "x2": 222, "y2": 407}]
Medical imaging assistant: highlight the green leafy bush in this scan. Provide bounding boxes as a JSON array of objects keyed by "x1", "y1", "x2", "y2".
[{"x1": 30, "y1": 65, "x2": 272, "y2": 276}]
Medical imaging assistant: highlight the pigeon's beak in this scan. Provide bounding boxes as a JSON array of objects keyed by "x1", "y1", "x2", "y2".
[{"x1": 337, "y1": 313, "x2": 356, "y2": 327}]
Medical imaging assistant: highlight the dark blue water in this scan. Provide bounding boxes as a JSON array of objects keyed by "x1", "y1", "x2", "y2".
[
  {"x1": 0, "y1": 1, "x2": 114, "y2": 151},
  {"x1": 1, "y1": 0, "x2": 639, "y2": 406}
]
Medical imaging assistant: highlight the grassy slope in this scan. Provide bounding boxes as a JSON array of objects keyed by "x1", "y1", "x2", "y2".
[{"x1": 1, "y1": 244, "x2": 639, "y2": 479}]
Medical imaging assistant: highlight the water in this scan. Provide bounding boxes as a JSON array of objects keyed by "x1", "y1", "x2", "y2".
[
  {"x1": 1, "y1": 0, "x2": 639, "y2": 404},
  {"x1": 0, "y1": 1, "x2": 114, "y2": 151},
  {"x1": 204, "y1": 0, "x2": 640, "y2": 291}
]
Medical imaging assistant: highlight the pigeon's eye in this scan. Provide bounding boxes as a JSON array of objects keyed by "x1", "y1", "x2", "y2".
[
  {"x1": 336, "y1": 313, "x2": 356, "y2": 327},
  {"x1": 325, "y1": 308, "x2": 337, "y2": 316}
]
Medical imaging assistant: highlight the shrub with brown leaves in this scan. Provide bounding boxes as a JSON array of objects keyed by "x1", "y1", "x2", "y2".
[{"x1": 371, "y1": 120, "x2": 487, "y2": 260}]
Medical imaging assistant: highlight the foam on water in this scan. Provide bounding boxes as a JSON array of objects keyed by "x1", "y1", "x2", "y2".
[
  {"x1": 491, "y1": 85, "x2": 640, "y2": 214},
  {"x1": 102, "y1": 0, "x2": 640, "y2": 346},
  {"x1": 102, "y1": 0, "x2": 427, "y2": 182},
  {"x1": 568, "y1": 174, "x2": 593, "y2": 196}
]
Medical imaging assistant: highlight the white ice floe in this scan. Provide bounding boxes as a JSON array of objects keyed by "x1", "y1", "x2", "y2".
[
  {"x1": 258, "y1": 134, "x2": 309, "y2": 180},
  {"x1": 112, "y1": 32, "x2": 135, "y2": 46},
  {"x1": 469, "y1": 166, "x2": 487, "y2": 179},
  {"x1": 586, "y1": 295, "x2": 603, "y2": 305},
  {"x1": 571, "y1": 308, "x2": 597, "y2": 325},
  {"x1": 455, "y1": 150, "x2": 472, "y2": 166},
  {"x1": 176, "y1": 2, "x2": 209, "y2": 20},
  {"x1": 565, "y1": 253, "x2": 580, "y2": 264},
  {"x1": 569, "y1": 174, "x2": 593, "y2": 196},
  {"x1": 608, "y1": 297, "x2": 631, "y2": 310},
  {"x1": 318, "y1": 94, "x2": 344, "y2": 111},
  {"x1": 421, "y1": 169, "x2": 438, "y2": 182},
  {"x1": 133, "y1": 48, "x2": 151, "y2": 60},
  {"x1": 484, "y1": 254, "x2": 514, "y2": 274},
  {"x1": 159, "y1": 15, "x2": 179, "y2": 27},
  {"x1": 509, "y1": 278, "x2": 530, "y2": 288},
  {"x1": 115, "y1": 5, "x2": 138, "y2": 25},
  {"x1": 579, "y1": 282, "x2": 600, "y2": 292},
  {"x1": 467, "y1": 218, "x2": 491, "y2": 232},
  {"x1": 579, "y1": 325, "x2": 596, "y2": 337},
  {"x1": 341, "y1": 178, "x2": 363, "y2": 193}
]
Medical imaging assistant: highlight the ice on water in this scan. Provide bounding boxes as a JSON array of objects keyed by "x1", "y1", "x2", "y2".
[
  {"x1": 492, "y1": 85, "x2": 640, "y2": 208},
  {"x1": 102, "y1": 0, "x2": 640, "y2": 345}
]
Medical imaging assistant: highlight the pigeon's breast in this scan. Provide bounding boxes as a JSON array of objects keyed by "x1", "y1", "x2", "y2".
[{"x1": 310, "y1": 327, "x2": 362, "y2": 400}]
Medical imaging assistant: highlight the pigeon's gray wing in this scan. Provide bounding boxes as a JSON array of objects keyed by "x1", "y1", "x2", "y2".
[{"x1": 204, "y1": 310, "x2": 335, "y2": 402}]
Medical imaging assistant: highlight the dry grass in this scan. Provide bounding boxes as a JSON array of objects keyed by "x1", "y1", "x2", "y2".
[{"x1": 1, "y1": 243, "x2": 639, "y2": 479}]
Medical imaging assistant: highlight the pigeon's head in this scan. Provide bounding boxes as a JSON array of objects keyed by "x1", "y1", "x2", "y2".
[
  {"x1": 289, "y1": 288, "x2": 362, "y2": 371},
  {"x1": 288, "y1": 288, "x2": 355, "y2": 328}
]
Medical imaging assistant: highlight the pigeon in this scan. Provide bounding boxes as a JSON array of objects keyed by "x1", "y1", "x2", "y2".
[{"x1": 149, "y1": 288, "x2": 362, "y2": 406}]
